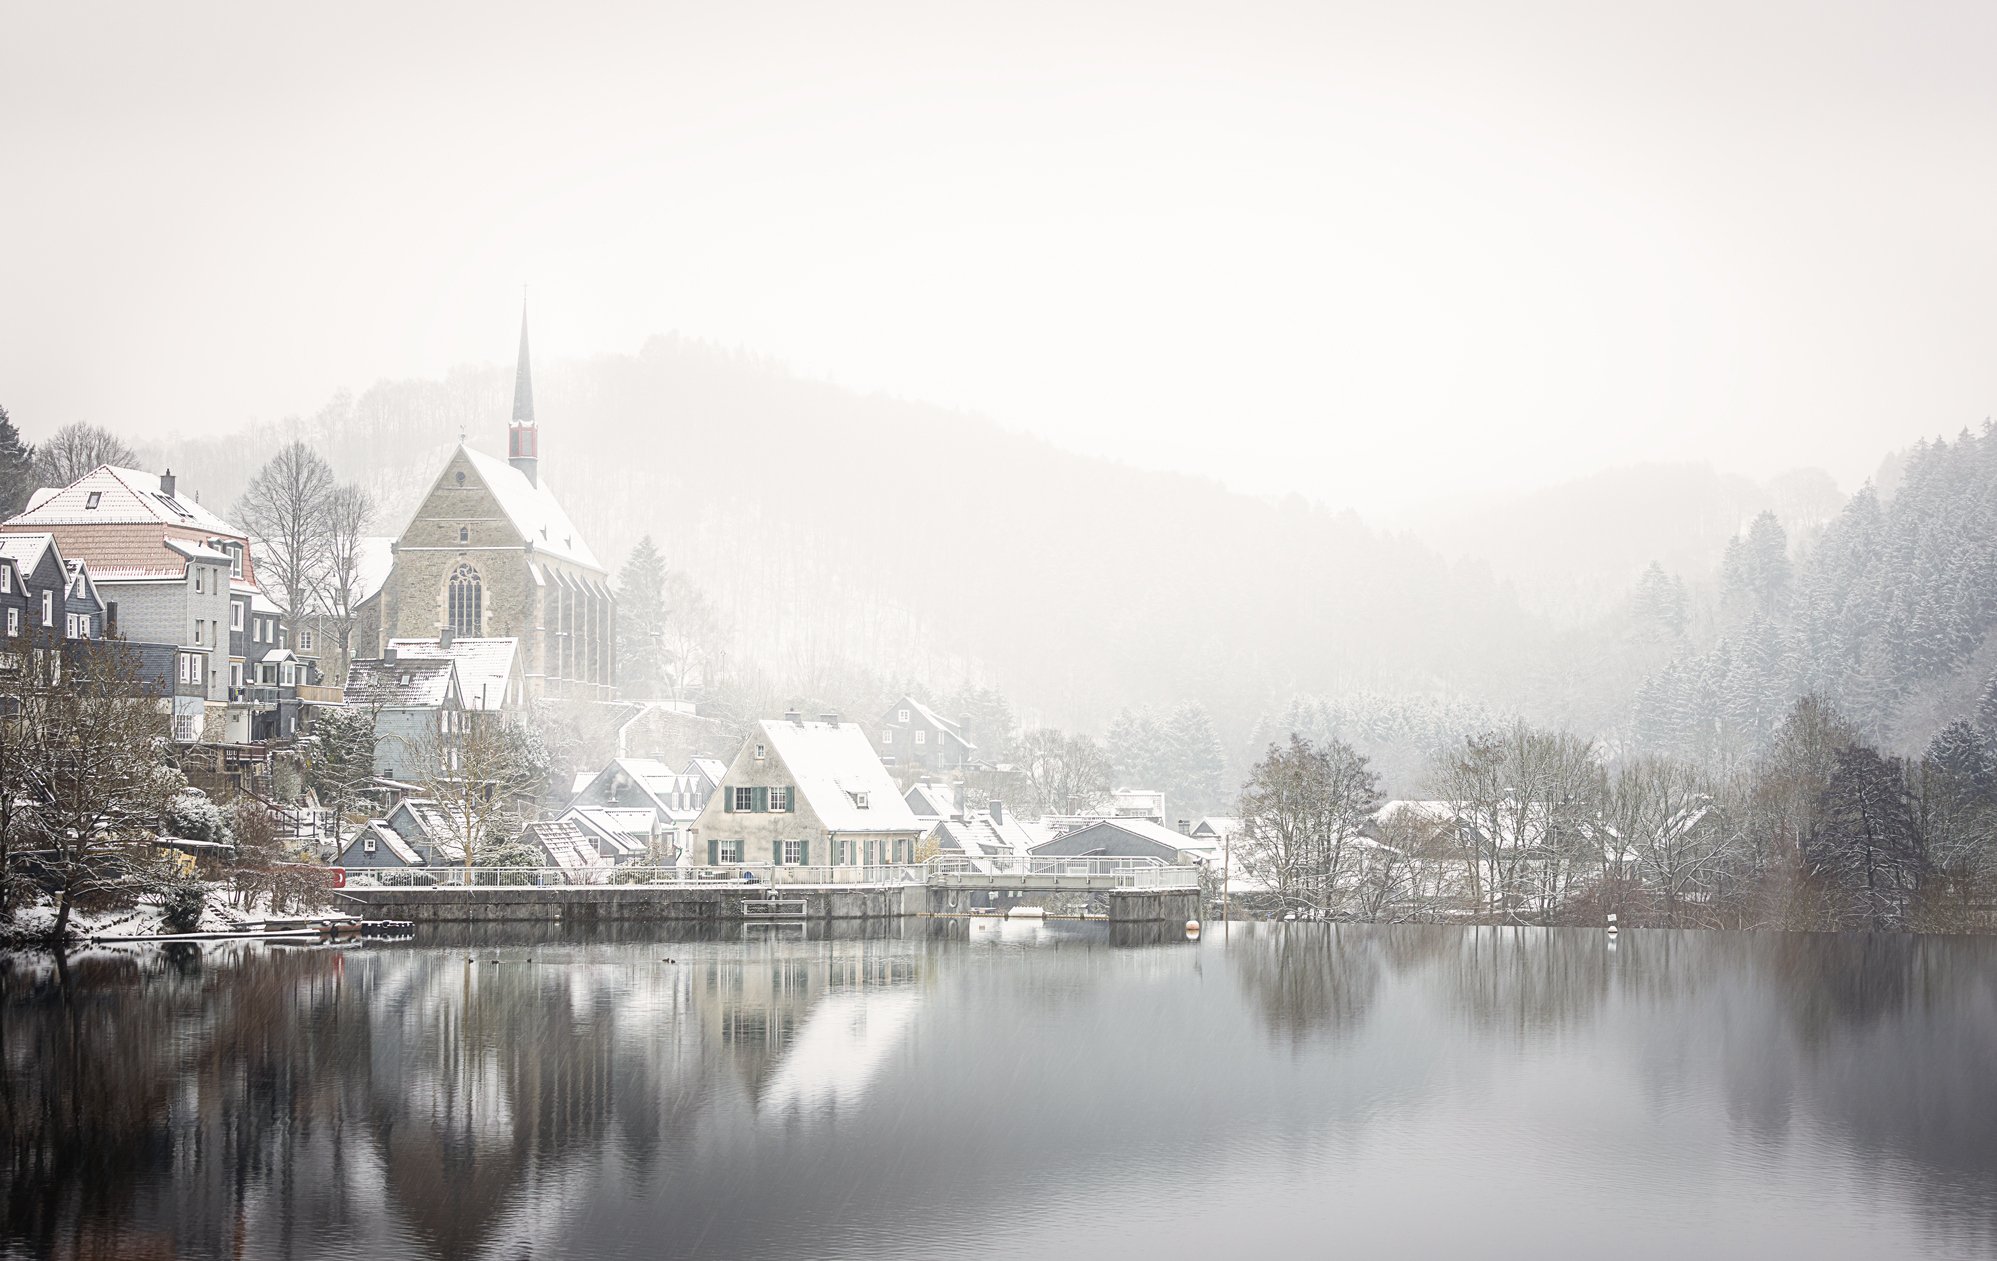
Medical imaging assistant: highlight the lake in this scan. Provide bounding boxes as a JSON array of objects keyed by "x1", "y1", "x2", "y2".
[{"x1": 4, "y1": 921, "x2": 1995, "y2": 1260}]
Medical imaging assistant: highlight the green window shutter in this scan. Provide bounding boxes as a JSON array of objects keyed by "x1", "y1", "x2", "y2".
[
  {"x1": 773, "y1": 839, "x2": 784, "y2": 865},
  {"x1": 787, "y1": 787, "x2": 797, "y2": 813},
  {"x1": 800, "y1": 839, "x2": 810, "y2": 866},
  {"x1": 722, "y1": 790, "x2": 734, "y2": 813},
  {"x1": 708, "y1": 839, "x2": 718, "y2": 865},
  {"x1": 753, "y1": 786, "x2": 768, "y2": 813}
]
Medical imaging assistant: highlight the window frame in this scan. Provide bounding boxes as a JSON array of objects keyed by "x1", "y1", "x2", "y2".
[
  {"x1": 39, "y1": 591, "x2": 51, "y2": 627},
  {"x1": 717, "y1": 839, "x2": 742, "y2": 864},
  {"x1": 780, "y1": 839, "x2": 803, "y2": 866}
]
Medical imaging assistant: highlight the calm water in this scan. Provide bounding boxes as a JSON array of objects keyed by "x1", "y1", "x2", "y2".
[{"x1": 4, "y1": 921, "x2": 1996, "y2": 1260}]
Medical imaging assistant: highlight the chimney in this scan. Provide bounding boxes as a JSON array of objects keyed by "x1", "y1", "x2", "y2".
[
  {"x1": 384, "y1": 647, "x2": 398, "y2": 664},
  {"x1": 784, "y1": 709, "x2": 803, "y2": 725},
  {"x1": 159, "y1": 469, "x2": 176, "y2": 498},
  {"x1": 1177, "y1": 819, "x2": 1192, "y2": 835},
  {"x1": 819, "y1": 712, "x2": 840, "y2": 726},
  {"x1": 439, "y1": 626, "x2": 455, "y2": 649},
  {"x1": 990, "y1": 800, "x2": 1005, "y2": 825}
]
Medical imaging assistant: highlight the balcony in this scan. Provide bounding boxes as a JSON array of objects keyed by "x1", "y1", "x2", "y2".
[{"x1": 296, "y1": 683, "x2": 344, "y2": 704}]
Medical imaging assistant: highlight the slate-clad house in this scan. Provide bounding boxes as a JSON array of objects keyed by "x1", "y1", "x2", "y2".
[
  {"x1": 689, "y1": 715, "x2": 924, "y2": 869},
  {"x1": 343, "y1": 653, "x2": 464, "y2": 782},
  {"x1": 334, "y1": 821, "x2": 427, "y2": 875},
  {"x1": 2, "y1": 465, "x2": 268, "y2": 740},
  {"x1": 560, "y1": 756, "x2": 713, "y2": 863},
  {"x1": 872, "y1": 694, "x2": 975, "y2": 773}
]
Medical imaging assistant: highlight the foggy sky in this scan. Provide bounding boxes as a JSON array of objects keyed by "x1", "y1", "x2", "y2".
[{"x1": 3, "y1": 0, "x2": 1993, "y2": 518}]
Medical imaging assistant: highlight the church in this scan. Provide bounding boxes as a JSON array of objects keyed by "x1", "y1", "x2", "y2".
[{"x1": 370, "y1": 309, "x2": 617, "y2": 702}]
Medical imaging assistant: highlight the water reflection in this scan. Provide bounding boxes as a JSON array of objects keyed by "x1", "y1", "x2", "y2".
[{"x1": 3, "y1": 924, "x2": 1994, "y2": 1260}]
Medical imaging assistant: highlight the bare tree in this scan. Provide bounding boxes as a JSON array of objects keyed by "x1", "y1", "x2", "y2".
[
  {"x1": 1018, "y1": 728, "x2": 1112, "y2": 816},
  {"x1": 30, "y1": 423, "x2": 138, "y2": 489},
  {"x1": 1237, "y1": 734, "x2": 1381, "y2": 918},
  {"x1": 13, "y1": 640, "x2": 183, "y2": 940},
  {"x1": 318, "y1": 482, "x2": 375, "y2": 681},
  {"x1": 1434, "y1": 721, "x2": 1603, "y2": 923},
  {"x1": 421, "y1": 713, "x2": 548, "y2": 877},
  {"x1": 234, "y1": 441, "x2": 335, "y2": 625}
]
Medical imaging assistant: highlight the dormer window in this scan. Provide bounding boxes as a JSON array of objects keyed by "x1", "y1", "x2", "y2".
[
  {"x1": 84, "y1": 492, "x2": 101, "y2": 510},
  {"x1": 849, "y1": 791, "x2": 870, "y2": 810}
]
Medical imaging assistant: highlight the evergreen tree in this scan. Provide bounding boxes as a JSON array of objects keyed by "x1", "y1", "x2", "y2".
[
  {"x1": 1807, "y1": 744, "x2": 1926, "y2": 929},
  {"x1": 0, "y1": 404, "x2": 34, "y2": 517},
  {"x1": 615, "y1": 535, "x2": 669, "y2": 697},
  {"x1": 1165, "y1": 701, "x2": 1227, "y2": 815}
]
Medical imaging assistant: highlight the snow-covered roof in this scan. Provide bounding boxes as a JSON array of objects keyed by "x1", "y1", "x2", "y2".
[
  {"x1": 757, "y1": 719, "x2": 922, "y2": 834},
  {"x1": 0, "y1": 533, "x2": 56, "y2": 573},
  {"x1": 904, "y1": 782, "x2": 958, "y2": 820},
  {"x1": 387, "y1": 636, "x2": 519, "y2": 710},
  {"x1": 342, "y1": 821, "x2": 423, "y2": 866},
  {"x1": 388, "y1": 799, "x2": 469, "y2": 862},
  {"x1": 11, "y1": 465, "x2": 245, "y2": 537},
  {"x1": 524, "y1": 819, "x2": 612, "y2": 874},
  {"x1": 937, "y1": 811, "x2": 1041, "y2": 864},
  {"x1": 345, "y1": 656, "x2": 459, "y2": 708},
  {"x1": 686, "y1": 757, "x2": 729, "y2": 787},
  {"x1": 458, "y1": 445, "x2": 604, "y2": 571},
  {"x1": 1035, "y1": 815, "x2": 1220, "y2": 862}
]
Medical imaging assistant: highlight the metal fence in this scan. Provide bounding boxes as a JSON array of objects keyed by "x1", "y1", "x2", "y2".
[{"x1": 343, "y1": 855, "x2": 1201, "y2": 891}]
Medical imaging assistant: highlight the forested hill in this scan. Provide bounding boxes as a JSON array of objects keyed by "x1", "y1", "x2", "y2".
[
  {"x1": 141, "y1": 336, "x2": 1545, "y2": 746},
  {"x1": 1636, "y1": 427, "x2": 1997, "y2": 760}
]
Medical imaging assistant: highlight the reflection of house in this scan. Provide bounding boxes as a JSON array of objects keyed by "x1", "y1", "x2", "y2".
[
  {"x1": 871, "y1": 694, "x2": 974, "y2": 773},
  {"x1": 690, "y1": 716, "x2": 924, "y2": 867},
  {"x1": 1031, "y1": 816, "x2": 1221, "y2": 866}
]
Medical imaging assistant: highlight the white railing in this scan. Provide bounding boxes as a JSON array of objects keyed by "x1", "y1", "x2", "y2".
[
  {"x1": 923, "y1": 854, "x2": 1202, "y2": 889},
  {"x1": 363, "y1": 863, "x2": 929, "y2": 889}
]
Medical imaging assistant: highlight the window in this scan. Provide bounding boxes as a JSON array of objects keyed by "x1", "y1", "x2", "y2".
[
  {"x1": 64, "y1": 614, "x2": 77, "y2": 639},
  {"x1": 194, "y1": 621, "x2": 203, "y2": 646},
  {"x1": 915, "y1": 730, "x2": 926, "y2": 745},
  {"x1": 84, "y1": 491, "x2": 101, "y2": 510},
  {"x1": 898, "y1": 708, "x2": 910, "y2": 722},
  {"x1": 363, "y1": 835, "x2": 376, "y2": 855},
  {"x1": 733, "y1": 786, "x2": 756, "y2": 812},
  {"x1": 717, "y1": 840, "x2": 742, "y2": 864},
  {"x1": 454, "y1": 470, "x2": 467, "y2": 486},
  {"x1": 754, "y1": 743, "x2": 766, "y2": 761},
  {"x1": 458, "y1": 526, "x2": 469, "y2": 543},
  {"x1": 229, "y1": 544, "x2": 243, "y2": 578},
  {"x1": 300, "y1": 630, "x2": 312, "y2": 652},
  {"x1": 280, "y1": 664, "x2": 295, "y2": 687},
  {"x1": 780, "y1": 839, "x2": 803, "y2": 865},
  {"x1": 194, "y1": 568, "x2": 204, "y2": 594},
  {"x1": 769, "y1": 787, "x2": 791, "y2": 812},
  {"x1": 39, "y1": 592, "x2": 51, "y2": 627},
  {"x1": 834, "y1": 839, "x2": 857, "y2": 864},
  {"x1": 0, "y1": 568, "x2": 9, "y2": 594},
  {"x1": 447, "y1": 563, "x2": 482, "y2": 635},
  {"x1": 5, "y1": 609, "x2": 16, "y2": 638},
  {"x1": 231, "y1": 603, "x2": 243, "y2": 631},
  {"x1": 230, "y1": 662, "x2": 242, "y2": 688},
  {"x1": 849, "y1": 791, "x2": 870, "y2": 810},
  {"x1": 882, "y1": 729, "x2": 893, "y2": 744}
]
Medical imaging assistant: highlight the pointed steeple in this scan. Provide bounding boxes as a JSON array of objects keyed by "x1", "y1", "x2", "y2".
[{"x1": 508, "y1": 297, "x2": 540, "y2": 486}]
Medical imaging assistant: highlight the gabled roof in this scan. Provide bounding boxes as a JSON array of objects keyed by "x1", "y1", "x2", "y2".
[
  {"x1": 887, "y1": 695, "x2": 975, "y2": 750},
  {"x1": 1033, "y1": 816, "x2": 1218, "y2": 863},
  {"x1": 524, "y1": 819, "x2": 611, "y2": 874},
  {"x1": 340, "y1": 821, "x2": 423, "y2": 867},
  {"x1": 457, "y1": 445, "x2": 603, "y2": 571},
  {"x1": 937, "y1": 811, "x2": 1042, "y2": 864},
  {"x1": 387, "y1": 636, "x2": 519, "y2": 710},
  {"x1": 904, "y1": 782, "x2": 958, "y2": 821},
  {"x1": 560, "y1": 807, "x2": 654, "y2": 859},
  {"x1": 686, "y1": 757, "x2": 728, "y2": 788},
  {"x1": 11, "y1": 466, "x2": 246, "y2": 537},
  {"x1": 756, "y1": 719, "x2": 922, "y2": 833},
  {"x1": 352, "y1": 536, "x2": 397, "y2": 605},
  {"x1": 0, "y1": 533, "x2": 58, "y2": 575},
  {"x1": 386, "y1": 798, "x2": 470, "y2": 862},
  {"x1": 345, "y1": 656, "x2": 460, "y2": 708}
]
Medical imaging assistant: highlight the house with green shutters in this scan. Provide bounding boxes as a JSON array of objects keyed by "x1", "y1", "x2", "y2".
[{"x1": 688, "y1": 714, "x2": 924, "y2": 869}]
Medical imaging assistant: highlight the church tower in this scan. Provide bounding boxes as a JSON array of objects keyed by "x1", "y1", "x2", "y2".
[{"x1": 508, "y1": 301, "x2": 539, "y2": 487}]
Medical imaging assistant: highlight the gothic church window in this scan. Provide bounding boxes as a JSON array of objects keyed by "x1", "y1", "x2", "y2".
[{"x1": 448, "y1": 563, "x2": 482, "y2": 635}]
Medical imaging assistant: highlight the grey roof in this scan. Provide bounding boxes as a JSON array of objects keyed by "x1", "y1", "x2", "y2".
[
  {"x1": 345, "y1": 656, "x2": 459, "y2": 708},
  {"x1": 387, "y1": 636, "x2": 519, "y2": 710},
  {"x1": 340, "y1": 821, "x2": 423, "y2": 866},
  {"x1": 524, "y1": 819, "x2": 611, "y2": 873}
]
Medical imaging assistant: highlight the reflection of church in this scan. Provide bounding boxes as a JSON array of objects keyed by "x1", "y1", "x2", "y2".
[{"x1": 372, "y1": 308, "x2": 617, "y2": 701}]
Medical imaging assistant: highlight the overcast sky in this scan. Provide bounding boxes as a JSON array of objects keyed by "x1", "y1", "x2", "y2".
[{"x1": 3, "y1": 0, "x2": 1993, "y2": 518}]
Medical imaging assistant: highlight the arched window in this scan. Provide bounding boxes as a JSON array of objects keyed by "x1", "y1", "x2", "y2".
[{"x1": 447, "y1": 563, "x2": 482, "y2": 635}]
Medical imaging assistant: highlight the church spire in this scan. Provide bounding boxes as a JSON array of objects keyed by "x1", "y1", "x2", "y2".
[{"x1": 508, "y1": 297, "x2": 540, "y2": 486}]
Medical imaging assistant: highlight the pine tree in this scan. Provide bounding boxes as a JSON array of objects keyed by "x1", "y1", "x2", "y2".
[
  {"x1": 1807, "y1": 744, "x2": 1926, "y2": 929},
  {"x1": 0, "y1": 405, "x2": 33, "y2": 517},
  {"x1": 614, "y1": 535, "x2": 668, "y2": 698},
  {"x1": 1165, "y1": 701, "x2": 1227, "y2": 815}
]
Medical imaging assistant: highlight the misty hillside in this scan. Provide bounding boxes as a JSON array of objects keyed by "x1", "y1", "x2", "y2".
[
  {"x1": 142, "y1": 337, "x2": 1548, "y2": 752},
  {"x1": 1414, "y1": 462, "x2": 1846, "y2": 621}
]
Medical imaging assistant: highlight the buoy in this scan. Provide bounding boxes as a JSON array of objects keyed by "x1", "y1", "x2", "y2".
[
  {"x1": 1606, "y1": 912, "x2": 1620, "y2": 935},
  {"x1": 1185, "y1": 919, "x2": 1201, "y2": 939}
]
